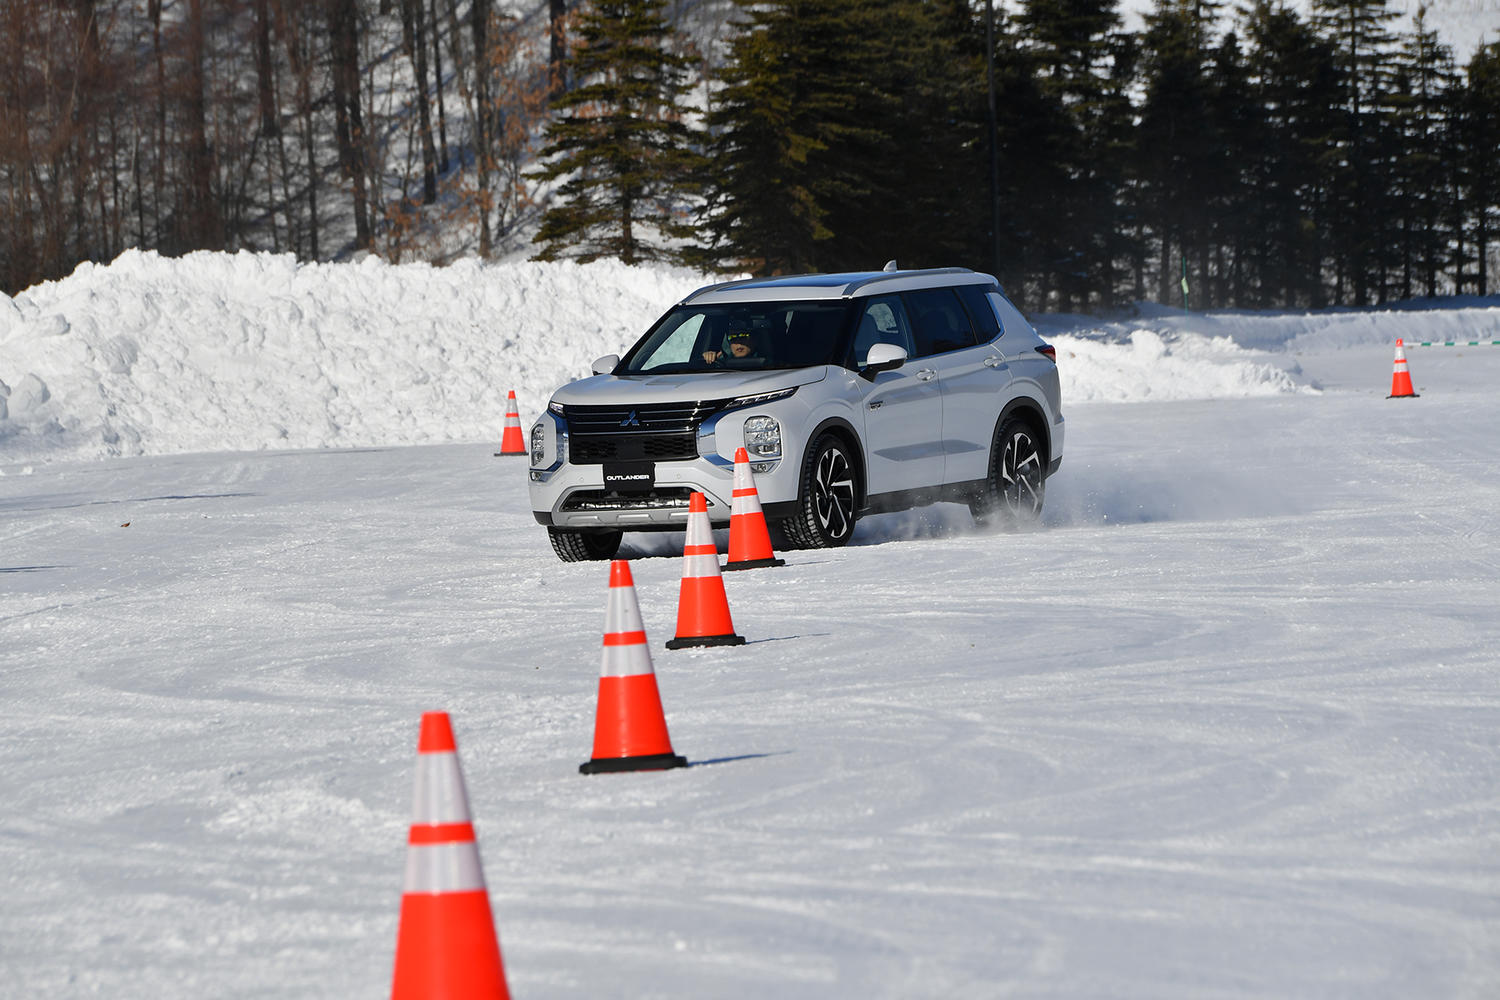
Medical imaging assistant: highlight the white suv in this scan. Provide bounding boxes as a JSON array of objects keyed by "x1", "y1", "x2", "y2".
[{"x1": 528, "y1": 266, "x2": 1063, "y2": 561}]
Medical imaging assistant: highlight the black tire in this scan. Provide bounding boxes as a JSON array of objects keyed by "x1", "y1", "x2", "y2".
[
  {"x1": 548, "y1": 527, "x2": 623, "y2": 562},
  {"x1": 781, "y1": 434, "x2": 860, "y2": 549},
  {"x1": 970, "y1": 415, "x2": 1046, "y2": 529}
]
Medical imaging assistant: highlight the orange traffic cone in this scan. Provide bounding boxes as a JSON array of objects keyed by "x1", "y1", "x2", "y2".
[
  {"x1": 494, "y1": 390, "x2": 527, "y2": 456},
  {"x1": 666, "y1": 492, "x2": 746, "y2": 649},
  {"x1": 1387, "y1": 339, "x2": 1419, "y2": 398},
  {"x1": 580, "y1": 560, "x2": 689, "y2": 774},
  {"x1": 724, "y1": 447, "x2": 786, "y2": 571},
  {"x1": 391, "y1": 712, "x2": 511, "y2": 1000}
]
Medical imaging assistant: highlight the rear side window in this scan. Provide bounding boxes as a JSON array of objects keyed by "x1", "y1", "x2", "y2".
[
  {"x1": 956, "y1": 284, "x2": 1003, "y2": 341},
  {"x1": 905, "y1": 288, "x2": 978, "y2": 357}
]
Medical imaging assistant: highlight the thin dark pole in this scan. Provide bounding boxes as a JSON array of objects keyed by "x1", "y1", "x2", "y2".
[{"x1": 985, "y1": 0, "x2": 1000, "y2": 277}]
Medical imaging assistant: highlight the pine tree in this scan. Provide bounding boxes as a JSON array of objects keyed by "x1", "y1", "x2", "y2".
[
  {"x1": 1206, "y1": 30, "x2": 1254, "y2": 306},
  {"x1": 1238, "y1": 0, "x2": 1341, "y2": 307},
  {"x1": 983, "y1": 13, "x2": 1077, "y2": 305},
  {"x1": 1312, "y1": 0, "x2": 1401, "y2": 304},
  {"x1": 830, "y1": 0, "x2": 981, "y2": 271},
  {"x1": 1015, "y1": 0, "x2": 1129, "y2": 311},
  {"x1": 1460, "y1": 42, "x2": 1500, "y2": 294},
  {"x1": 703, "y1": 0, "x2": 976, "y2": 275},
  {"x1": 1136, "y1": 0, "x2": 1222, "y2": 307},
  {"x1": 702, "y1": 0, "x2": 853, "y2": 273},
  {"x1": 1389, "y1": 7, "x2": 1459, "y2": 298},
  {"x1": 529, "y1": 0, "x2": 704, "y2": 265}
]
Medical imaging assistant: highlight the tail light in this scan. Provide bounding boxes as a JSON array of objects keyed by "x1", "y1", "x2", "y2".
[{"x1": 1036, "y1": 344, "x2": 1057, "y2": 363}]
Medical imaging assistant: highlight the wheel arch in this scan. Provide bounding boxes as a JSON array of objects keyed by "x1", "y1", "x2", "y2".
[
  {"x1": 803, "y1": 415, "x2": 866, "y2": 509},
  {"x1": 995, "y1": 397, "x2": 1051, "y2": 470}
]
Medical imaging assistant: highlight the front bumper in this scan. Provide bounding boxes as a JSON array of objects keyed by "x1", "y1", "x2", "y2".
[{"x1": 528, "y1": 408, "x2": 804, "y2": 530}]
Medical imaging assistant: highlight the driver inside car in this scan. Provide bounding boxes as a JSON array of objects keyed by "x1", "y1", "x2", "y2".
[{"x1": 702, "y1": 327, "x2": 768, "y2": 367}]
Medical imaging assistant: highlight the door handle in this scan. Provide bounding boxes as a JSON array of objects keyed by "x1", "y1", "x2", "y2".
[
  {"x1": 916, "y1": 368, "x2": 937, "y2": 382},
  {"x1": 983, "y1": 355, "x2": 1007, "y2": 368}
]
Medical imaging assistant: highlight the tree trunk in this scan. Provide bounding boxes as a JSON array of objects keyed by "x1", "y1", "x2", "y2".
[
  {"x1": 430, "y1": 0, "x2": 449, "y2": 172},
  {"x1": 255, "y1": 0, "x2": 279, "y2": 137},
  {"x1": 549, "y1": 0, "x2": 567, "y2": 101},
  {"x1": 186, "y1": 0, "x2": 219, "y2": 249},
  {"x1": 472, "y1": 0, "x2": 492, "y2": 256},
  {"x1": 329, "y1": 0, "x2": 371, "y2": 249},
  {"x1": 274, "y1": 0, "x2": 321, "y2": 257},
  {"x1": 400, "y1": 0, "x2": 438, "y2": 202}
]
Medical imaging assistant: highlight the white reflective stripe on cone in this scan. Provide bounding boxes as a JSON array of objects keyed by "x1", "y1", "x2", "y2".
[
  {"x1": 601, "y1": 633, "x2": 654, "y2": 677},
  {"x1": 410, "y1": 754, "x2": 473, "y2": 825},
  {"x1": 732, "y1": 488, "x2": 763, "y2": 515},
  {"x1": 606, "y1": 582, "x2": 645, "y2": 633},
  {"x1": 402, "y1": 841, "x2": 488, "y2": 894},
  {"x1": 685, "y1": 513, "x2": 713, "y2": 547},
  {"x1": 683, "y1": 552, "x2": 720, "y2": 578}
]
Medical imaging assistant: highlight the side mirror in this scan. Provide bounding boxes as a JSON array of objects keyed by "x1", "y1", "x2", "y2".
[
  {"x1": 591, "y1": 354, "x2": 620, "y2": 376},
  {"x1": 860, "y1": 342, "x2": 908, "y2": 380}
]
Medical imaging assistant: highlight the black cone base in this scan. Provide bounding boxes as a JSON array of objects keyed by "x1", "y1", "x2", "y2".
[
  {"x1": 580, "y1": 752, "x2": 688, "y2": 774},
  {"x1": 493, "y1": 451, "x2": 527, "y2": 457},
  {"x1": 665, "y1": 633, "x2": 746, "y2": 649},
  {"x1": 1386, "y1": 393, "x2": 1419, "y2": 399},
  {"x1": 722, "y1": 557, "x2": 786, "y2": 571}
]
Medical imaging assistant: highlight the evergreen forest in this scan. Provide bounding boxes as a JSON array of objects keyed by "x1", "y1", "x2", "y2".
[{"x1": 3, "y1": 0, "x2": 1498, "y2": 313}]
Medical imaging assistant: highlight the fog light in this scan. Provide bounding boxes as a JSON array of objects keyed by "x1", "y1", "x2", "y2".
[
  {"x1": 530, "y1": 423, "x2": 546, "y2": 466},
  {"x1": 743, "y1": 415, "x2": 781, "y2": 461}
]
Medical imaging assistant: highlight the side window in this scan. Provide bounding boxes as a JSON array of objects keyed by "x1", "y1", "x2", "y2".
[
  {"x1": 905, "y1": 288, "x2": 978, "y2": 358},
  {"x1": 851, "y1": 296, "x2": 914, "y2": 364},
  {"x1": 956, "y1": 284, "x2": 1003, "y2": 342}
]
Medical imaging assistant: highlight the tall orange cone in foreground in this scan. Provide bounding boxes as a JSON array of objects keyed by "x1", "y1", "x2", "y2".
[
  {"x1": 1387, "y1": 339, "x2": 1419, "y2": 398},
  {"x1": 580, "y1": 560, "x2": 689, "y2": 774},
  {"x1": 494, "y1": 390, "x2": 527, "y2": 456},
  {"x1": 391, "y1": 712, "x2": 510, "y2": 1000},
  {"x1": 666, "y1": 492, "x2": 746, "y2": 649},
  {"x1": 724, "y1": 447, "x2": 786, "y2": 571}
]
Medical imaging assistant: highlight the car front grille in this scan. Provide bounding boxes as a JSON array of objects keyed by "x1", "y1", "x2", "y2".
[
  {"x1": 563, "y1": 401, "x2": 720, "y2": 465},
  {"x1": 571, "y1": 432, "x2": 697, "y2": 463}
]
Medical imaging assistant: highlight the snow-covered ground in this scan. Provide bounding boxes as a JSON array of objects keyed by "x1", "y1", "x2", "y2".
[{"x1": 3, "y1": 253, "x2": 1500, "y2": 998}]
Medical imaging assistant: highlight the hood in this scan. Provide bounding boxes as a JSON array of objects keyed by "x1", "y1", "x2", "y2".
[{"x1": 551, "y1": 366, "x2": 827, "y2": 407}]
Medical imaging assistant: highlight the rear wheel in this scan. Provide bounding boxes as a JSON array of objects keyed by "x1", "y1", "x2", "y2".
[
  {"x1": 548, "y1": 527, "x2": 623, "y2": 562},
  {"x1": 782, "y1": 434, "x2": 860, "y2": 549},
  {"x1": 970, "y1": 416, "x2": 1046, "y2": 528}
]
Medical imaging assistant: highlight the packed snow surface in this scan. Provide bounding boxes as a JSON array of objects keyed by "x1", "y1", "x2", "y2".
[{"x1": 3, "y1": 252, "x2": 1500, "y2": 998}]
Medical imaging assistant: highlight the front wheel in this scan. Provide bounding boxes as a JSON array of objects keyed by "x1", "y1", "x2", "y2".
[
  {"x1": 548, "y1": 527, "x2": 623, "y2": 562},
  {"x1": 970, "y1": 416, "x2": 1046, "y2": 529},
  {"x1": 781, "y1": 434, "x2": 860, "y2": 549}
]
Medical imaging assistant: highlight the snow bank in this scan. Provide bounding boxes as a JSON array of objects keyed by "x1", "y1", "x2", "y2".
[
  {"x1": 0, "y1": 250, "x2": 709, "y2": 460},
  {"x1": 1035, "y1": 297, "x2": 1500, "y2": 402},
  {"x1": 4, "y1": 249, "x2": 1498, "y2": 461}
]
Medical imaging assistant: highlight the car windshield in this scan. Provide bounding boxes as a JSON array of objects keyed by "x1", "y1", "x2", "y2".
[{"x1": 617, "y1": 301, "x2": 850, "y2": 375}]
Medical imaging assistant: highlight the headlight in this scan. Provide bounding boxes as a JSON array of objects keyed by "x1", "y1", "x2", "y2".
[
  {"x1": 548, "y1": 400, "x2": 565, "y2": 415},
  {"x1": 728, "y1": 386, "x2": 796, "y2": 409},
  {"x1": 743, "y1": 415, "x2": 781, "y2": 470},
  {"x1": 530, "y1": 422, "x2": 546, "y2": 466}
]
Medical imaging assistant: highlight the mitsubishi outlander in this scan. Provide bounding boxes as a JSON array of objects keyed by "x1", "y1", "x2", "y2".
[{"x1": 528, "y1": 266, "x2": 1063, "y2": 561}]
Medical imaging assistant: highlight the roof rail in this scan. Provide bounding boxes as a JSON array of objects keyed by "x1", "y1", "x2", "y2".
[
  {"x1": 841, "y1": 266, "x2": 977, "y2": 296},
  {"x1": 681, "y1": 266, "x2": 987, "y2": 303}
]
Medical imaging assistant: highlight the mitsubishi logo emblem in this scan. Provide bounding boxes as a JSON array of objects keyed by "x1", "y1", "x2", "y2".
[{"x1": 621, "y1": 410, "x2": 641, "y2": 428}]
